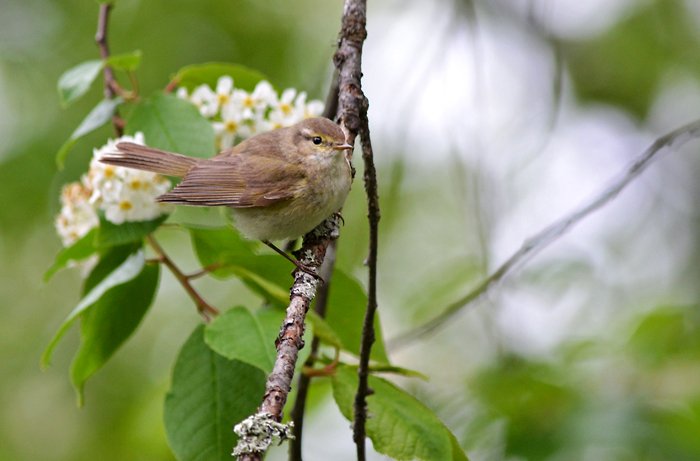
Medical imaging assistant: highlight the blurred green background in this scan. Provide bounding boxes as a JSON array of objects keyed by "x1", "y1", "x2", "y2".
[{"x1": 3, "y1": 0, "x2": 700, "y2": 460}]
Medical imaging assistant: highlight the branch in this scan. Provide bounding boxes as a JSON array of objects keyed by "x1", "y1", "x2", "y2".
[
  {"x1": 145, "y1": 235, "x2": 219, "y2": 322},
  {"x1": 354, "y1": 112, "x2": 379, "y2": 461},
  {"x1": 389, "y1": 118, "x2": 700, "y2": 350},
  {"x1": 331, "y1": 1, "x2": 381, "y2": 459},
  {"x1": 95, "y1": 2, "x2": 124, "y2": 136},
  {"x1": 288, "y1": 65, "x2": 343, "y2": 461},
  {"x1": 289, "y1": 241, "x2": 337, "y2": 461},
  {"x1": 236, "y1": 2, "x2": 376, "y2": 457},
  {"x1": 235, "y1": 217, "x2": 342, "y2": 461}
]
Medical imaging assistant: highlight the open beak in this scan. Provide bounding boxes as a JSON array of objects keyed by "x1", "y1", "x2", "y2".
[{"x1": 333, "y1": 142, "x2": 354, "y2": 151}]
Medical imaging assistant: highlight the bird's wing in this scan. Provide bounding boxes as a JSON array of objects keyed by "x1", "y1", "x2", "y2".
[{"x1": 157, "y1": 153, "x2": 305, "y2": 208}]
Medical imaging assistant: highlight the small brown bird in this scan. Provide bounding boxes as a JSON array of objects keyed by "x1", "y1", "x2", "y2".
[{"x1": 100, "y1": 117, "x2": 353, "y2": 274}]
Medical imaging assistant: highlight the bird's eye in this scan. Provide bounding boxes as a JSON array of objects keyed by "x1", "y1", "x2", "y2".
[{"x1": 312, "y1": 136, "x2": 323, "y2": 145}]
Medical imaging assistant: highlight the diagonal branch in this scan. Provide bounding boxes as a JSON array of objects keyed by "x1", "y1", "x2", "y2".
[
  {"x1": 146, "y1": 235, "x2": 219, "y2": 322},
  {"x1": 389, "y1": 118, "x2": 700, "y2": 350},
  {"x1": 235, "y1": 2, "x2": 376, "y2": 458},
  {"x1": 288, "y1": 241, "x2": 338, "y2": 461},
  {"x1": 235, "y1": 216, "x2": 343, "y2": 461}
]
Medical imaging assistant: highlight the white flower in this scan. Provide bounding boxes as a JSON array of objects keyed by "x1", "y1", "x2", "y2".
[
  {"x1": 190, "y1": 85, "x2": 217, "y2": 118},
  {"x1": 213, "y1": 102, "x2": 252, "y2": 148},
  {"x1": 213, "y1": 76, "x2": 234, "y2": 110},
  {"x1": 175, "y1": 77, "x2": 325, "y2": 147},
  {"x1": 187, "y1": 76, "x2": 235, "y2": 118},
  {"x1": 100, "y1": 169, "x2": 172, "y2": 224},
  {"x1": 270, "y1": 88, "x2": 300, "y2": 125},
  {"x1": 175, "y1": 87, "x2": 189, "y2": 100},
  {"x1": 231, "y1": 80, "x2": 278, "y2": 120},
  {"x1": 55, "y1": 182, "x2": 99, "y2": 246},
  {"x1": 301, "y1": 96, "x2": 324, "y2": 119},
  {"x1": 86, "y1": 132, "x2": 173, "y2": 225}
]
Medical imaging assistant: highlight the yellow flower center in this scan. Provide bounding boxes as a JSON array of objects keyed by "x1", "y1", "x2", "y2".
[
  {"x1": 280, "y1": 103, "x2": 292, "y2": 115},
  {"x1": 129, "y1": 179, "x2": 142, "y2": 190},
  {"x1": 104, "y1": 166, "x2": 115, "y2": 178},
  {"x1": 218, "y1": 93, "x2": 229, "y2": 105},
  {"x1": 119, "y1": 200, "x2": 133, "y2": 211},
  {"x1": 243, "y1": 96, "x2": 255, "y2": 108},
  {"x1": 225, "y1": 120, "x2": 238, "y2": 132}
]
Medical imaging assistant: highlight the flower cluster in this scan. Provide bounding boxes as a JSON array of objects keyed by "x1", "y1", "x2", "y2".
[
  {"x1": 55, "y1": 133, "x2": 173, "y2": 247},
  {"x1": 176, "y1": 76, "x2": 324, "y2": 149}
]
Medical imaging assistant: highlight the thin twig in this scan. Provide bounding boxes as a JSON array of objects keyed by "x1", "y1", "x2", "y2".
[
  {"x1": 185, "y1": 262, "x2": 222, "y2": 280},
  {"x1": 353, "y1": 117, "x2": 380, "y2": 461},
  {"x1": 145, "y1": 235, "x2": 219, "y2": 322},
  {"x1": 95, "y1": 2, "x2": 124, "y2": 136},
  {"x1": 389, "y1": 118, "x2": 700, "y2": 350}
]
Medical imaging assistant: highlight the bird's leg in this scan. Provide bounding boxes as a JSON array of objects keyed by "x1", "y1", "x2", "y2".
[{"x1": 263, "y1": 240, "x2": 324, "y2": 282}]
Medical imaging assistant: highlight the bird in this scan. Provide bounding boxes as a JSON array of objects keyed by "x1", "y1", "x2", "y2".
[{"x1": 100, "y1": 117, "x2": 353, "y2": 276}]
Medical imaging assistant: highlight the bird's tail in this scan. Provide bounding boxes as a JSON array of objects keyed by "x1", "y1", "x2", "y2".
[{"x1": 99, "y1": 142, "x2": 199, "y2": 177}]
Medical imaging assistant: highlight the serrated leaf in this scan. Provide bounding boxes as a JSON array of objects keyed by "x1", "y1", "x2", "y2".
[
  {"x1": 44, "y1": 228, "x2": 98, "y2": 281},
  {"x1": 125, "y1": 92, "x2": 215, "y2": 158},
  {"x1": 164, "y1": 326, "x2": 265, "y2": 461},
  {"x1": 56, "y1": 97, "x2": 123, "y2": 168},
  {"x1": 95, "y1": 214, "x2": 167, "y2": 248},
  {"x1": 70, "y1": 261, "x2": 159, "y2": 405},
  {"x1": 204, "y1": 306, "x2": 278, "y2": 373},
  {"x1": 104, "y1": 50, "x2": 142, "y2": 71},
  {"x1": 41, "y1": 248, "x2": 145, "y2": 368},
  {"x1": 58, "y1": 60, "x2": 103, "y2": 107},
  {"x1": 325, "y1": 270, "x2": 390, "y2": 364},
  {"x1": 172, "y1": 62, "x2": 267, "y2": 92},
  {"x1": 332, "y1": 365, "x2": 469, "y2": 461}
]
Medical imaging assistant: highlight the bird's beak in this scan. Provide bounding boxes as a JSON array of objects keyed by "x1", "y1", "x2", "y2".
[{"x1": 333, "y1": 142, "x2": 354, "y2": 151}]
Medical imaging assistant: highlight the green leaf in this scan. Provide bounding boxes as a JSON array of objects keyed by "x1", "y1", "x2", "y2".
[
  {"x1": 190, "y1": 226, "x2": 391, "y2": 362},
  {"x1": 470, "y1": 356, "x2": 578, "y2": 460},
  {"x1": 331, "y1": 365, "x2": 469, "y2": 461},
  {"x1": 41, "y1": 248, "x2": 145, "y2": 368},
  {"x1": 164, "y1": 326, "x2": 265, "y2": 461},
  {"x1": 44, "y1": 228, "x2": 98, "y2": 281},
  {"x1": 204, "y1": 306, "x2": 279, "y2": 373},
  {"x1": 188, "y1": 226, "x2": 290, "y2": 305},
  {"x1": 70, "y1": 261, "x2": 159, "y2": 405},
  {"x1": 95, "y1": 214, "x2": 167, "y2": 248},
  {"x1": 58, "y1": 60, "x2": 103, "y2": 107},
  {"x1": 325, "y1": 270, "x2": 390, "y2": 364},
  {"x1": 563, "y1": 1, "x2": 699, "y2": 118},
  {"x1": 56, "y1": 97, "x2": 123, "y2": 168},
  {"x1": 104, "y1": 50, "x2": 142, "y2": 71},
  {"x1": 171, "y1": 62, "x2": 267, "y2": 92},
  {"x1": 83, "y1": 244, "x2": 140, "y2": 295},
  {"x1": 627, "y1": 305, "x2": 700, "y2": 366},
  {"x1": 125, "y1": 92, "x2": 215, "y2": 158}
]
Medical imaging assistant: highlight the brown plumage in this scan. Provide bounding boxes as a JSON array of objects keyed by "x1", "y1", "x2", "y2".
[{"x1": 100, "y1": 117, "x2": 353, "y2": 242}]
